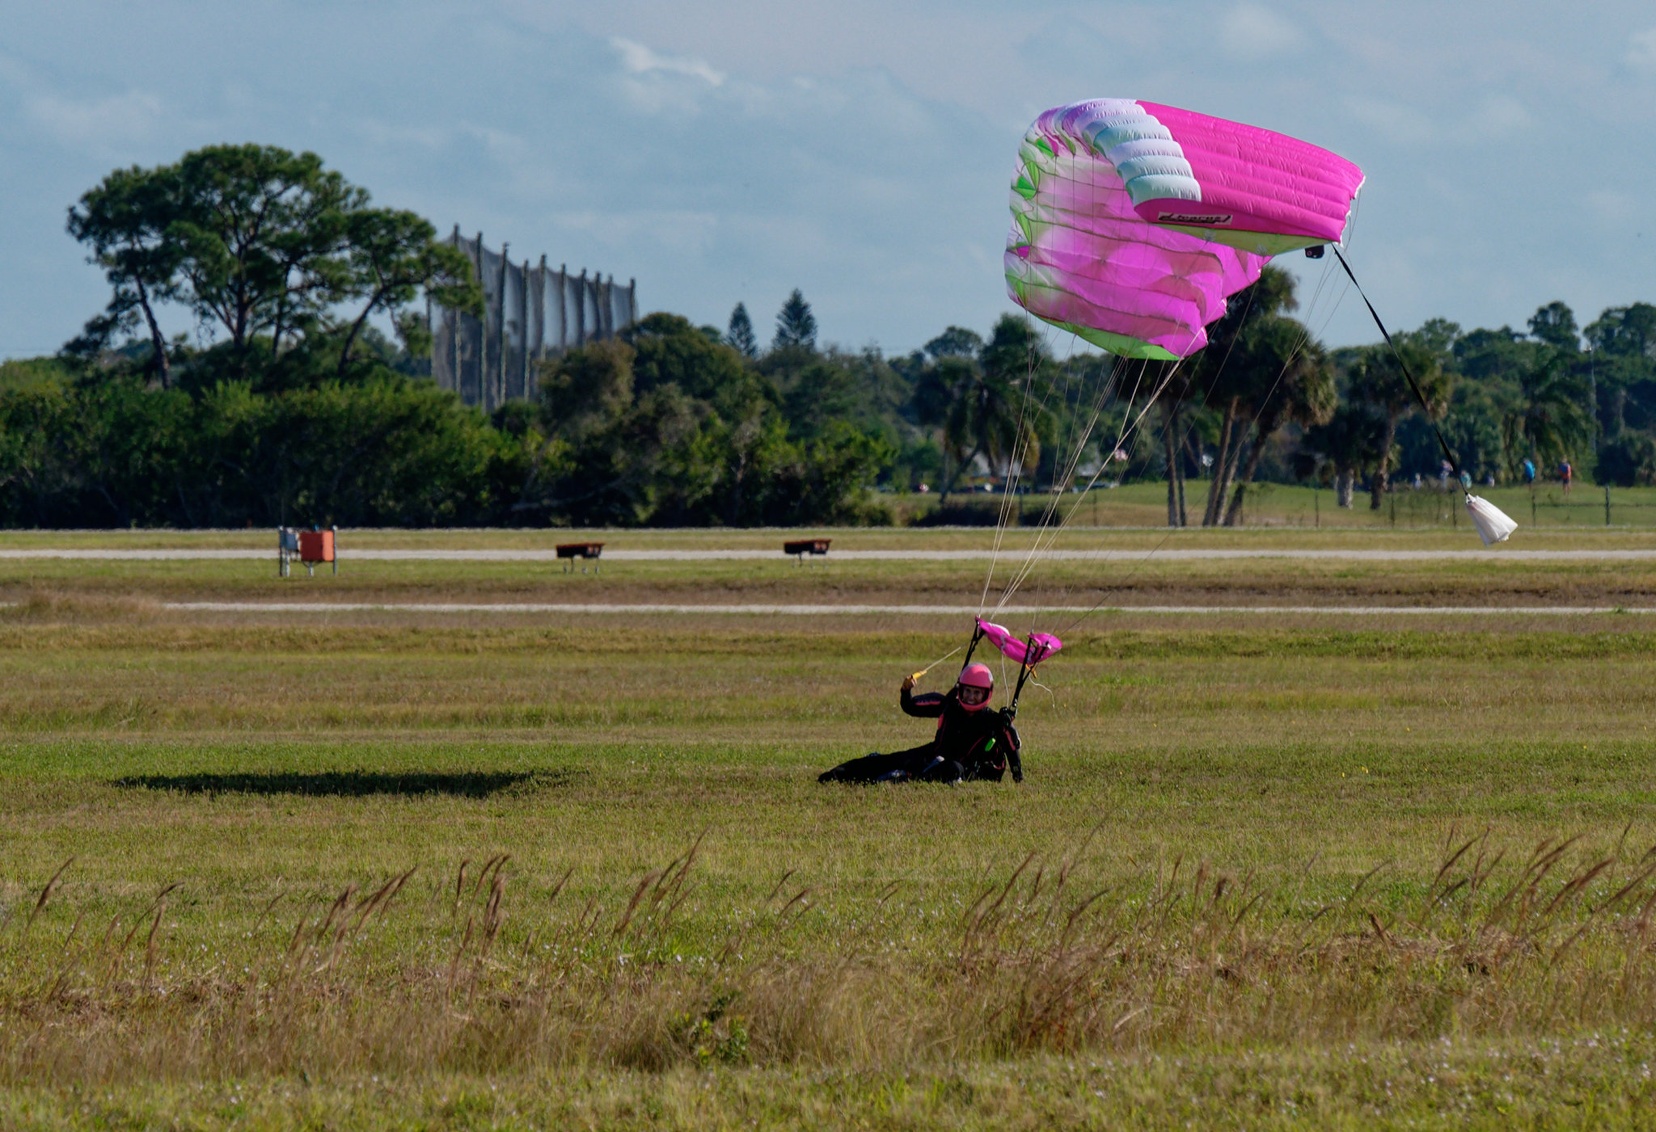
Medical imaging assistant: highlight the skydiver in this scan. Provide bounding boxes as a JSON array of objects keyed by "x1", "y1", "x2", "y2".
[{"x1": 817, "y1": 663, "x2": 1022, "y2": 785}]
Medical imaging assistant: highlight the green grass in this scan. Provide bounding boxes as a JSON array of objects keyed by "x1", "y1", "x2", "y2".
[
  {"x1": 3, "y1": 479, "x2": 1656, "y2": 543},
  {"x1": 4, "y1": 543, "x2": 1656, "y2": 1126},
  {"x1": 897, "y1": 480, "x2": 1650, "y2": 532},
  {"x1": 12, "y1": 531, "x2": 1656, "y2": 610}
]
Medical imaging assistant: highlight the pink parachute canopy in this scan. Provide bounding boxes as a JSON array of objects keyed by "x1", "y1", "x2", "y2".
[
  {"x1": 1005, "y1": 99, "x2": 1363, "y2": 360},
  {"x1": 977, "y1": 619, "x2": 1062, "y2": 667}
]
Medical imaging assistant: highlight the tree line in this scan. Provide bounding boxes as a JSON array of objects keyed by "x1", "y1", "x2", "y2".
[{"x1": 0, "y1": 143, "x2": 1652, "y2": 528}]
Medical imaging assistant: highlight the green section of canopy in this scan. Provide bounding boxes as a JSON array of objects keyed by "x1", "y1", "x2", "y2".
[
  {"x1": 1059, "y1": 322, "x2": 1181, "y2": 361},
  {"x1": 1006, "y1": 276, "x2": 1180, "y2": 361}
]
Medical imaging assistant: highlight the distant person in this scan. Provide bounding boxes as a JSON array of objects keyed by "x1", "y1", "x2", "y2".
[
  {"x1": 1439, "y1": 460, "x2": 1452, "y2": 489},
  {"x1": 1560, "y1": 459, "x2": 1573, "y2": 497},
  {"x1": 1522, "y1": 458, "x2": 1537, "y2": 485},
  {"x1": 1486, "y1": 472, "x2": 1496, "y2": 487},
  {"x1": 818, "y1": 665, "x2": 1021, "y2": 785},
  {"x1": 1459, "y1": 470, "x2": 1472, "y2": 491},
  {"x1": 1412, "y1": 472, "x2": 1423, "y2": 490}
]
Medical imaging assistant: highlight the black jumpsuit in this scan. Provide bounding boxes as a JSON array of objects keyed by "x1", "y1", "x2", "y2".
[{"x1": 818, "y1": 685, "x2": 1022, "y2": 784}]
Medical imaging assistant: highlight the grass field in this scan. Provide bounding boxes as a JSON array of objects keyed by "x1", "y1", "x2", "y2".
[
  {"x1": 4, "y1": 529, "x2": 1656, "y2": 1127},
  {"x1": 899, "y1": 480, "x2": 1656, "y2": 532}
]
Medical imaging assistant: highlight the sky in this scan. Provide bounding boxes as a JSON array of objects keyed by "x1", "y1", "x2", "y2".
[{"x1": 1, "y1": 1, "x2": 1653, "y2": 362}]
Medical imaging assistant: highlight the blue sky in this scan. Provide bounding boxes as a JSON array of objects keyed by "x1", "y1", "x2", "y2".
[{"x1": 1, "y1": 1, "x2": 1652, "y2": 361}]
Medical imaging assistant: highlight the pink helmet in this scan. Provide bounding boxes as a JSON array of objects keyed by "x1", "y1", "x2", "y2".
[{"x1": 956, "y1": 663, "x2": 994, "y2": 711}]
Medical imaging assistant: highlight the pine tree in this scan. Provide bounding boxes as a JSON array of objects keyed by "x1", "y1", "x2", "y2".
[
  {"x1": 726, "y1": 302, "x2": 758, "y2": 358},
  {"x1": 772, "y1": 289, "x2": 817, "y2": 352}
]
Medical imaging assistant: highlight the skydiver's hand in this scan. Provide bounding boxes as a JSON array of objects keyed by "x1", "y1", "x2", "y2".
[{"x1": 901, "y1": 673, "x2": 917, "y2": 692}]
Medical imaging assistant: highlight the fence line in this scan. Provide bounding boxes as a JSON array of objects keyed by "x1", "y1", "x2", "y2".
[{"x1": 430, "y1": 228, "x2": 637, "y2": 412}]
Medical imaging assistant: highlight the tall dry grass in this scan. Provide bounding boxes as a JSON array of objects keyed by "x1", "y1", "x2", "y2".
[{"x1": 6, "y1": 829, "x2": 1656, "y2": 1087}]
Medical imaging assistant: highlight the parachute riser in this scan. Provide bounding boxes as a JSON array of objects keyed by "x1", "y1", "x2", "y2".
[
  {"x1": 961, "y1": 623, "x2": 986, "y2": 670},
  {"x1": 1008, "y1": 632, "x2": 1043, "y2": 717}
]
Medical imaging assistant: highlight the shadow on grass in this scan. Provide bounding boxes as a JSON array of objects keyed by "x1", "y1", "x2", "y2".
[{"x1": 112, "y1": 769, "x2": 576, "y2": 798}]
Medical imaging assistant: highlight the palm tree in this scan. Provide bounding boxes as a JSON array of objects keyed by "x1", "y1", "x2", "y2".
[
  {"x1": 1301, "y1": 401, "x2": 1388, "y2": 508},
  {"x1": 936, "y1": 315, "x2": 1052, "y2": 503},
  {"x1": 1219, "y1": 321, "x2": 1336, "y2": 525},
  {"x1": 939, "y1": 369, "x2": 1042, "y2": 501},
  {"x1": 1348, "y1": 333, "x2": 1453, "y2": 510},
  {"x1": 1501, "y1": 353, "x2": 1592, "y2": 478},
  {"x1": 1184, "y1": 266, "x2": 1306, "y2": 526}
]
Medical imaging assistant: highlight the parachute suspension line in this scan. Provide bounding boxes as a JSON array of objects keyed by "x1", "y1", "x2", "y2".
[
  {"x1": 987, "y1": 323, "x2": 1071, "y2": 602},
  {"x1": 1195, "y1": 268, "x2": 1266, "y2": 525},
  {"x1": 1015, "y1": 354, "x2": 1165, "y2": 580},
  {"x1": 996, "y1": 225, "x2": 1266, "y2": 616},
  {"x1": 985, "y1": 118, "x2": 1152, "y2": 622},
  {"x1": 980, "y1": 321, "x2": 1097, "y2": 619},
  {"x1": 992, "y1": 353, "x2": 1125, "y2": 611},
  {"x1": 988, "y1": 357, "x2": 1128, "y2": 616},
  {"x1": 977, "y1": 323, "x2": 1058, "y2": 615},
  {"x1": 1299, "y1": 249, "x2": 1345, "y2": 344},
  {"x1": 1031, "y1": 243, "x2": 1355, "y2": 632},
  {"x1": 989, "y1": 353, "x2": 1137, "y2": 611},
  {"x1": 990, "y1": 355, "x2": 1186, "y2": 616},
  {"x1": 1330, "y1": 247, "x2": 1462, "y2": 482},
  {"x1": 997, "y1": 336, "x2": 1096, "y2": 592},
  {"x1": 972, "y1": 349, "x2": 1134, "y2": 656},
  {"x1": 974, "y1": 136, "x2": 1091, "y2": 612},
  {"x1": 1053, "y1": 522, "x2": 1181, "y2": 638},
  {"x1": 1044, "y1": 351, "x2": 1125, "y2": 526},
  {"x1": 1000, "y1": 355, "x2": 1185, "y2": 609},
  {"x1": 1227, "y1": 285, "x2": 1327, "y2": 496},
  {"x1": 1007, "y1": 348, "x2": 1125, "y2": 568},
  {"x1": 1018, "y1": 666, "x2": 1057, "y2": 711},
  {"x1": 1191, "y1": 234, "x2": 1354, "y2": 529},
  {"x1": 1048, "y1": 373, "x2": 1204, "y2": 634},
  {"x1": 1292, "y1": 239, "x2": 1358, "y2": 357}
]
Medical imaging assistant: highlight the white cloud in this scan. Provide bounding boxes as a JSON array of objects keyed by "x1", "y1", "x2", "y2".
[
  {"x1": 1343, "y1": 96, "x2": 1440, "y2": 145},
  {"x1": 1219, "y1": 4, "x2": 1308, "y2": 61},
  {"x1": 1466, "y1": 94, "x2": 1533, "y2": 137},
  {"x1": 1584, "y1": 190, "x2": 1637, "y2": 225},
  {"x1": 611, "y1": 37, "x2": 725, "y2": 86},
  {"x1": 1628, "y1": 27, "x2": 1656, "y2": 71},
  {"x1": 551, "y1": 207, "x2": 720, "y2": 256},
  {"x1": 24, "y1": 89, "x2": 164, "y2": 151},
  {"x1": 1344, "y1": 92, "x2": 1533, "y2": 147},
  {"x1": 6, "y1": 2, "x2": 1656, "y2": 360},
  {"x1": 609, "y1": 37, "x2": 731, "y2": 115}
]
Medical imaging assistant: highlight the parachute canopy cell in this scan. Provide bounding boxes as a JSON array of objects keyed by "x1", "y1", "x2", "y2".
[{"x1": 1006, "y1": 99, "x2": 1364, "y2": 360}]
